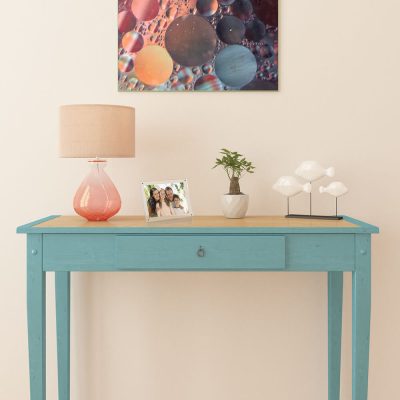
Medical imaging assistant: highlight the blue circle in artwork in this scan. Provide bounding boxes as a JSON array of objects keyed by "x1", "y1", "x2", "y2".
[{"x1": 214, "y1": 45, "x2": 257, "y2": 88}]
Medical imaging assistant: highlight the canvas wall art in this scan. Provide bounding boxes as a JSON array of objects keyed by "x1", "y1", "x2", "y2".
[{"x1": 118, "y1": 0, "x2": 278, "y2": 91}]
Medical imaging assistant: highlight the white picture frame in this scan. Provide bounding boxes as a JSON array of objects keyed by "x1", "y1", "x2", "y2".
[{"x1": 141, "y1": 179, "x2": 193, "y2": 222}]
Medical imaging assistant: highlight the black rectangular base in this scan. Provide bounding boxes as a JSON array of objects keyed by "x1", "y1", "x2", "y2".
[{"x1": 286, "y1": 214, "x2": 343, "y2": 220}]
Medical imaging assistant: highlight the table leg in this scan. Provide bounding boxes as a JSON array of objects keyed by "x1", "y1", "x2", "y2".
[
  {"x1": 328, "y1": 271, "x2": 343, "y2": 400},
  {"x1": 27, "y1": 234, "x2": 46, "y2": 400},
  {"x1": 352, "y1": 234, "x2": 371, "y2": 400},
  {"x1": 56, "y1": 272, "x2": 71, "y2": 400}
]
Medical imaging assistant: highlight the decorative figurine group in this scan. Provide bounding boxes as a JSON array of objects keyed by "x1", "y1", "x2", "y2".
[{"x1": 273, "y1": 161, "x2": 348, "y2": 220}]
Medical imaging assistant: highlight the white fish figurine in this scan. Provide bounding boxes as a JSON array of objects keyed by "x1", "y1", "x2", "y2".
[
  {"x1": 295, "y1": 161, "x2": 335, "y2": 182},
  {"x1": 273, "y1": 176, "x2": 312, "y2": 197},
  {"x1": 319, "y1": 181, "x2": 348, "y2": 197}
]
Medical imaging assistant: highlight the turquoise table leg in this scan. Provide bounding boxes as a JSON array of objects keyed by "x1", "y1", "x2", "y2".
[
  {"x1": 352, "y1": 234, "x2": 371, "y2": 400},
  {"x1": 27, "y1": 234, "x2": 46, "y2": 400},
  {"x1": 55, "y1": 272, "x2": 70, "y2": 400},
  {"x1": 328, "y1": 271, "x2": 343, "y2": 400}
]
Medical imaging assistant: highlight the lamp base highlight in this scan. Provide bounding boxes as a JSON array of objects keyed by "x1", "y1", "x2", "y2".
[{"x1": 73, "y1": 159, "x2": 121, "y2": 221}]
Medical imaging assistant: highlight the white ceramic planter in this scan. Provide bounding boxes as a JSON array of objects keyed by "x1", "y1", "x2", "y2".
[{"x1": 221, "y1": 194, "x2": 249, "y2": 219}]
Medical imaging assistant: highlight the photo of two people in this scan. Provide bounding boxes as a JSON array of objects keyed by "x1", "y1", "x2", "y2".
[{"x1": 142, "y1": 180, "x2": 192, "y2": 221}]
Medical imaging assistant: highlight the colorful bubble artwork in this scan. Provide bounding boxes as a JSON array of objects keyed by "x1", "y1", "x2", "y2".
[{"x1": 118, "y1": 0, "x2": 278, "y2": 91}]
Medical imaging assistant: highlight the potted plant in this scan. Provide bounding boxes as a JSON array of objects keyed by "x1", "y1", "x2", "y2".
[{"x1": 213, "y1": 148, "x2": 255, "y2": 218}]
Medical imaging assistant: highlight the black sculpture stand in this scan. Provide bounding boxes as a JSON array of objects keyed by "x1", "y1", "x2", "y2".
[
  {"x1": 285, "y1": 194, "x2": 343, "y2": 220},
  {"x1": 285, "y1": 214, "x2": 343, "y2": 220}
]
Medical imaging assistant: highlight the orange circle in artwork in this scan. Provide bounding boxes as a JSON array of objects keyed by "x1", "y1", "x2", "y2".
[
  {"x1": 134, "y1": 46, "x2": 173, "y2": 86},
  {"x1": 131, "y1": 0, "x2": 159, "y2": 21}
]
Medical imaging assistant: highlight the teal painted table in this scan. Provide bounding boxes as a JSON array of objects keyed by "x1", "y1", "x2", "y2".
[{"x1": 17, "y1": 215, "x2": 379, "y2": 400}]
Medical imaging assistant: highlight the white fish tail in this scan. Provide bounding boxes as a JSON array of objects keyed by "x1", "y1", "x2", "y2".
[
  {"x1": 303, "y1": 183, "x2": 312, "y2": 193},
  {"x1": 326, "y1": 167, "x2": 335, "y2": 177}
]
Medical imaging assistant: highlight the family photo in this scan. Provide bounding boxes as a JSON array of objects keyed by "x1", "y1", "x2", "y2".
[{"x1": 142, "y1": 180, "x2": 192, "y2": 221}]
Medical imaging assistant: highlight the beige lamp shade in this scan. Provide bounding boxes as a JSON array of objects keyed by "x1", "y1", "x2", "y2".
[{"x1": 59, "y1": 104, "x2": 135, "y2": 158}]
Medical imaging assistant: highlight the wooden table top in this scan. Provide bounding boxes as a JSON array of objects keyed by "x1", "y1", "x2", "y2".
[
  {"x1": 35, "y1": 215, "x2": 357, "y2": 229},
  {"x1": 17, "y1": 215, "x2": 379, "y2": 234}
]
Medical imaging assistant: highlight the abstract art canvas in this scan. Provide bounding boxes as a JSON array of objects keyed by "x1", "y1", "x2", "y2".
[{"x1": 118, "y1": 0, "x2": 278, "y2": 91}]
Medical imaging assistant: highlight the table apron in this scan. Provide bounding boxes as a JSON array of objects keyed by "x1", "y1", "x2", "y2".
[{"x1": 41, "y1": 233, "x2": 356, "y2": 272}]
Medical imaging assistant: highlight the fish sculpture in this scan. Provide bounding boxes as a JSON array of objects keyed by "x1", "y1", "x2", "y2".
[
  {"x1": 319, "y1": 181, "x2": 348, "y2": 197},
  {"x1": 295, "y1": 161, "x2": 335, "y2": 182},
  {"x1": 272, "y1": 176, "x2": 312, "y2": 197}
]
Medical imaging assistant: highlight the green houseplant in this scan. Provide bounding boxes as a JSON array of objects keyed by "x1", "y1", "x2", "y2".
[{"x1": 213, "y1": 149, "x2": 255, "y2": 218}]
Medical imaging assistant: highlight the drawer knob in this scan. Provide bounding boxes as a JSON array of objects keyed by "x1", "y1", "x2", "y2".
[
  {"x1": 31, "y1": 249, "x2": 38, "y2": 256},
  {"x1": 197, "y1": 246, "x2": 205, "y2": 257}
]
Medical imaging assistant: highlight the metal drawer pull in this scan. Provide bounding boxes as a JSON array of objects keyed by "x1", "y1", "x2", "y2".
[{"x1": 197, "y1": 246, "x2": 205, "y2": 257}]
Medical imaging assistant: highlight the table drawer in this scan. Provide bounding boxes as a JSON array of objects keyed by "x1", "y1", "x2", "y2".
[{"x1": 116, "y1": 235, "x2": 286, "y2": 270}]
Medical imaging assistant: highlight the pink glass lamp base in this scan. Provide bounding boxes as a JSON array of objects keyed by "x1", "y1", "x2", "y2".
[{"x1": 73, "y1": 160, "x2": 121, "y2": 221}]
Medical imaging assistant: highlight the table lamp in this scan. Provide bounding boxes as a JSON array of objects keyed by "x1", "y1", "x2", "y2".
[{"x1": 59, "y1": 104, "x2": 135, "y2": 221}]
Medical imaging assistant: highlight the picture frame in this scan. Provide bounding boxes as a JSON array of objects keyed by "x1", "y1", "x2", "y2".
[
  {"x1": 141, "y1": 179, "x2": 193, "y2": 222},
  {"x1": 118, "y1": 0, "x2": 278, "y2": 92}
]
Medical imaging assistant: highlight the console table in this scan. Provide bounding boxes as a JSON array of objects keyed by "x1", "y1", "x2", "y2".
[{"x1": 17, "y1": 215, "x2": 379, "y2": 400}]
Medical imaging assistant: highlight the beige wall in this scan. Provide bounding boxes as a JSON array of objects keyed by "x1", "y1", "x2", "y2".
[{"x1": 1, "y1": 0, "x2": 399, "y2": 399}]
